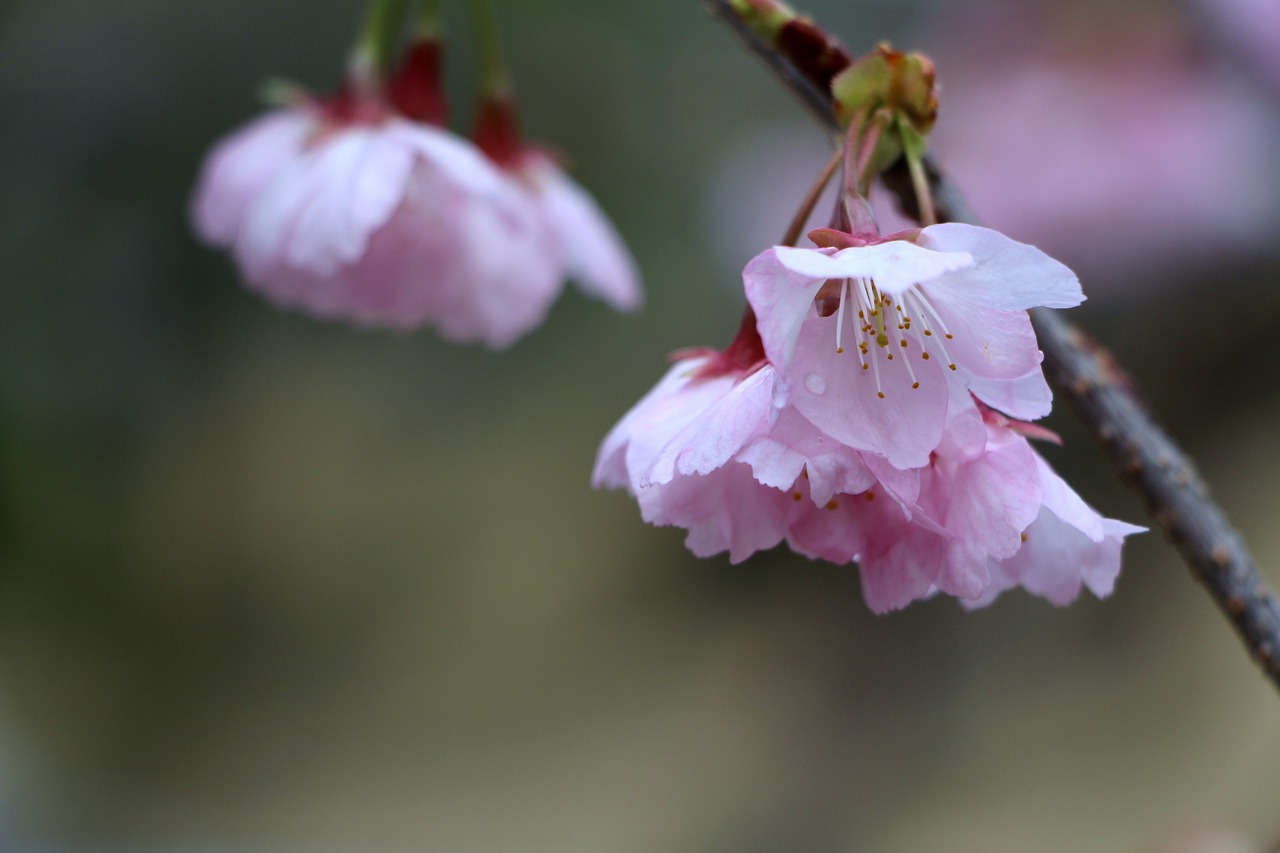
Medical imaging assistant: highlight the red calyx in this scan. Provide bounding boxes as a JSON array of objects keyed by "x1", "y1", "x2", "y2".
[
  {"x1": 472, "y1": 94, "x2": 524, "y2": 168},
  {"x1": 680, "y1": 307, "x2": 768, "y2": 381},
  {"x1": 388, "y1": 40, "x2": 448, "y2": 125}
]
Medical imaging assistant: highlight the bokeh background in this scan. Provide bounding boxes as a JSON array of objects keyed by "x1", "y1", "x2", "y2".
[{"x1": 3, "y1": 0, "x2": 1280, "y2": 850}]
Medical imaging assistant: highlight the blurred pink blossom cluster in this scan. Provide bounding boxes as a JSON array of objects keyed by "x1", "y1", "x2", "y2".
[
  {"x1": 926, "y1": 2, "x2": 1280, "y2": 277},
  {"x1": 596, "y1": 223, "x2": 1142, "y2": 612},
  {"x1": 192, "y1": 31, "x2": 639, "y2": 347},
  {"x1": 707, "y1": 1, "x2": 1280, "y2": 286}
]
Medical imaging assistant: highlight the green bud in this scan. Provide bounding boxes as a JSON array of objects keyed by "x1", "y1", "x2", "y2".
[{"x1": 831, "y1": 44, "x2": 938, "y2": 136}]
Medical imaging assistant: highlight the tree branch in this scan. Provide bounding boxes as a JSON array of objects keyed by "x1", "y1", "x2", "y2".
[{"x1": 703, "y1": 0, "x2": 1280, "y2": 689}]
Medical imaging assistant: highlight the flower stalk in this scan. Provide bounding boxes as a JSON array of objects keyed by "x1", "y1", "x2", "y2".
[
  {"x1": 467, "y1": 0, "x2": 510, "y2": 96},
  {"x1": 351, "y1": 0, "x2": 412, "y2": 85},
  {"x1": 780, "y1": 146, "x2": 842, "y2": 247}
]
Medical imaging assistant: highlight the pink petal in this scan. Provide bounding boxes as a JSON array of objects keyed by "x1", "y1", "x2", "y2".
[
  {"x1": 966, "y1": 367, "x2": 1054, "y2": 421},
  {"x1": 916, "y1": 223, "x2": 1083, "y2": 310},
  {"x1": 644, "y1": 366, "x2": 773, "y2": 485},
  {"x1": 431, "y1": 178, "x2": 562, "y2": 347},
  {"x1": 236, "y1": 126, "x2": 415, "y2": 278},
  {"x1": 786, "y1": 490, "x2": 875, "y2": 564},
  {"x1": 191, "y1": 108, "x2": 315, "y2": 247},
  {"x1": 738, "y1": 406, "x2": 875, "y2": 505},
  {"x1": 1082, "y1": 519, "x2": 1146, "y2": 597},
  {"x1": 742, "y1": 248, "x2": 829, "y2": 376},
  {"x1": 531, "y1": 162, "x2": 643, "y2": 312},
  {"x1": 622, "y1": 373, "x2": 739, "y2": 488},
  {"x1": 787, "y1": 312, "x2": 950, "y2": 469},
  {"x1": 963, "y1": 453, "x2": 1145, "y2": 608},
  {"x1": 923, "y1": 287, "x2": 1043, "y2": 381},
  {"x1": 383, "y1": 119, "x2": 506, "y2": 195},
  {"x1": 592, "y1": 357, "x2": 708, "y2": 490},
  {"x1": 858, "y1": 516, "x2": 948, "y2": 613},
  {"x1": 240, "y1": 168, "x2": 461, "y2": 326},
  {"x1": 637, "y1": 463, "x2": 791, "y2": 563},
  {"x1": 934, "y1": 426, "x2": 1041, "y2": 599}
]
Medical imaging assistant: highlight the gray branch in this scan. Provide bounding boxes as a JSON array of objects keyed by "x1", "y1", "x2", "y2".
[{"x1": 703, "y1": 0, "x2": 1280, "y2": 689}]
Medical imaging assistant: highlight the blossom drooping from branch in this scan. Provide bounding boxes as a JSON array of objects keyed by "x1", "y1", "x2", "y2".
[
  {"x1": 192, "y1": 40, "x2": 640, "y2": 346},
  {"x1": 594, "y1": 226, "x2": 1141, "y2": 611}
]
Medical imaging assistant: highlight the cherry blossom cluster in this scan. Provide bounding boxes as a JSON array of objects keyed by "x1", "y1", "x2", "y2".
[
  {"x1": 190, "y1": 0, "x2": 1144, "y2": 615},
  {"x1": 595, "y1": 223, "x2": 1143, "y2": 611},
  {"x1": 191, "y1": 14, "x2": 640, "y2": 347}
]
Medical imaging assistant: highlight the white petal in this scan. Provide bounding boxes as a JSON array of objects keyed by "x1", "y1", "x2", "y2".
[
  {"x1": 742, "y1": 248, "x2": 827, "y2": 376},
  {"x1": 384, "y1": 119, "x2": 506, "y2": 195},
  {"x1": 236, "y1": 126, "x2": 414, "y2": 278},
  {"x1": 191, "y1": 108, "x2": 314, "y2": 246},
  {"x1": 917, "y1": 223, "x2": 1083, "y2": 310},
  {"x1": 774, "y1": 241, "x2": 974, "y2": 295}
]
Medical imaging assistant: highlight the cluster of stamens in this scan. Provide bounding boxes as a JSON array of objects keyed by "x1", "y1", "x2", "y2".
[{"x1": 826, "y1": 277, "x2": 957, "y2": 399}]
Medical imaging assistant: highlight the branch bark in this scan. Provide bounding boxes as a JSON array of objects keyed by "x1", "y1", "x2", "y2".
[{"x1": 704, "y1": 0, "x2": 1280, "y2": 689}]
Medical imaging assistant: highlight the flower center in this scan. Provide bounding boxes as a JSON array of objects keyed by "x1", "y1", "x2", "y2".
[{"x1": 828, "y1": 277, "x2": 957, "y2": 399}]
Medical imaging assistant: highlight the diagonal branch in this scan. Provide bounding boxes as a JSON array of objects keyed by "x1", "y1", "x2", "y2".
[{"x1": 703, "y1": 0, "x2": 1280, "y2": 690}]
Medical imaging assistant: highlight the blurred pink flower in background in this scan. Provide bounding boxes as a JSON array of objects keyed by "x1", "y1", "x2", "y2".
[
  {"x1": 193, "y1": 45, "x2": 640, "y2": 347},
  {"x1": 705, "y1": 2, "x2": 1280, "y2": 288},
  {"x1": 1193, "y1": 0, "x2": 1280, "y2": 95},
  {"x1": 925, "y1": 2, "x2": 1280, "y2": 279}
]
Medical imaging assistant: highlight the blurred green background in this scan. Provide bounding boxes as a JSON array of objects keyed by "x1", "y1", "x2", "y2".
[{"x1": 2, "y1": 0, "x2": 1280, "y2": 850}]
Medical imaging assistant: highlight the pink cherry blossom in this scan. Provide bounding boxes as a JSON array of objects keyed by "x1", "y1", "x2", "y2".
[
  {"x1": 192, "y1": 95, "x2": 563, "y2": 346},
  {"x1": 594, "y1": 262, "x2": 1139, "y2": 611},
  {"x1": 743, "y1": 223, "x2": 1082, "y2": 469},
  {"x1": 192, "y1": 49, "x2": 641, "y2": 346},
  {"x1": 968, "y1": 452, "x2": 1147, "y2": 608}
]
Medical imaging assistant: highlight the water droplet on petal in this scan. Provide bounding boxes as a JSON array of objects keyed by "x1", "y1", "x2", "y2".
[{"x1": 803, "y1": 372, "x2": 826, "y2": 395}]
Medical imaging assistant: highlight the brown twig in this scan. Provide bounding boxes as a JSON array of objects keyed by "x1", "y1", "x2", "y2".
[{"x1": 703, "y1": 0, "x2": 1280, "y2": 689}]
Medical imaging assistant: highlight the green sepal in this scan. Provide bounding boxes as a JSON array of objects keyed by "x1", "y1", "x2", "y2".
[{"x1": 831, "y1": 44, "x2": 938, "y2": 137}]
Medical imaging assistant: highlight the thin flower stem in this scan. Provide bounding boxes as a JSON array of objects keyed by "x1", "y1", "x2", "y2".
[
  {"x1": 416, "y1": 0, "x2": 444, "y2": 38},
  {"x1": 904, "y1": 149, "x2": 937, "y2": 227},
  {"x1": 352, "y1": 0, "x2": 412, "y2": 80},
  {"x1": 781, "y1": 146, "x2": 842, "y2": 246},
  {"x1": 702, "y1": 0, "x2": 1280, "y2": 692},
  {"x1": 467, "y1": 0, "x2": 510, "y2": 95}
]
